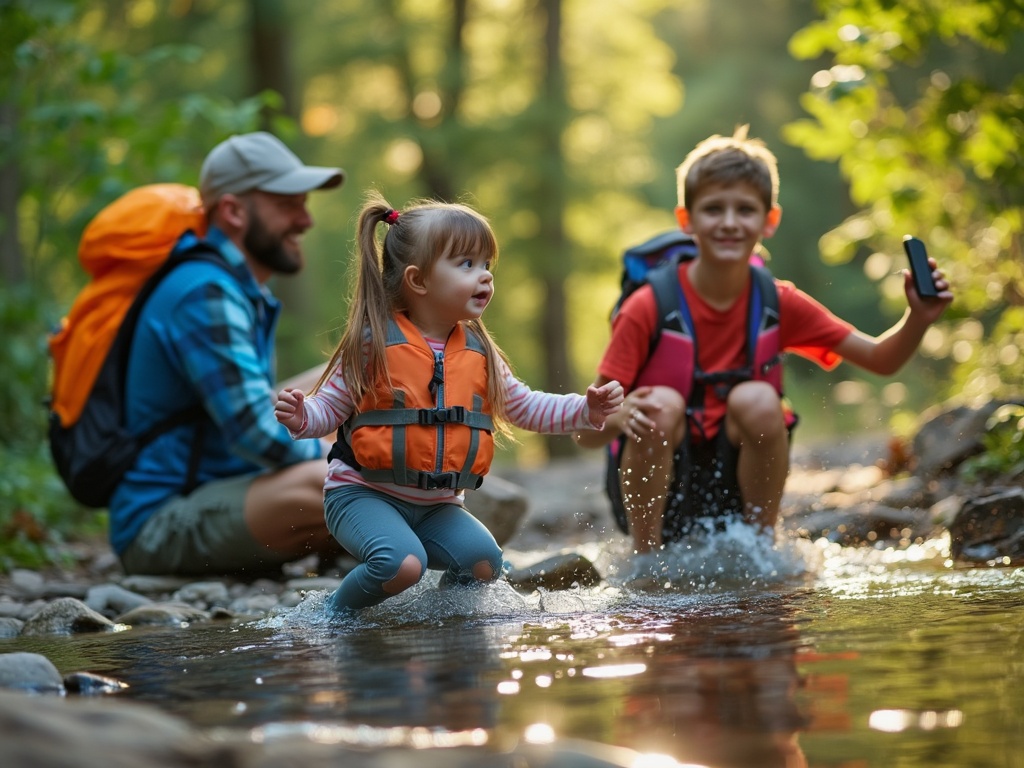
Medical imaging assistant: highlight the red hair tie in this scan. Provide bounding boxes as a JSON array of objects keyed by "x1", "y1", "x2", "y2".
[{"x1": 384, "y1": 209, "x2": 401, "y2": 225}]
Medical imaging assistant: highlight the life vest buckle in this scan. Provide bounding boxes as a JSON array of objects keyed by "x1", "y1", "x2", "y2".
[
  {"x1": 417, "y1": 471, "x2": 458, "y2": 490},
  {"x1": 419, "y1": 406, "x2": 467, "y2": 425}
]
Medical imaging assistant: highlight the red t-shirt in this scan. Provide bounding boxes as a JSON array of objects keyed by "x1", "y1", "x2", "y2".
[{"x1": 598, "y1": 261, "x2": 853, "y2": 440}]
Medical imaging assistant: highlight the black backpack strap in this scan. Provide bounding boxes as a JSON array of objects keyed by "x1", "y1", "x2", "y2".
[
  {"x1": 749, "y1": 264, "x2": 782, "y2": 373},
  {"x1": 644, "y1": 255, "x2": 685, "y2": 355},
  {"x1": 123, "y1": 239, "x2": 230, "y2": 491}
]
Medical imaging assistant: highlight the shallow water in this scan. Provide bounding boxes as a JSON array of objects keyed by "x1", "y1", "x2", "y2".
[{"x1": 8, "y1": 527, "x2": 1024, "y2": 768}]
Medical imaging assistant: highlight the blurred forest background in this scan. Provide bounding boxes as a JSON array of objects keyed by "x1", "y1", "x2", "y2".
[{"x1": 1, "y1": 0, "x2": 1021, "y2": 564}]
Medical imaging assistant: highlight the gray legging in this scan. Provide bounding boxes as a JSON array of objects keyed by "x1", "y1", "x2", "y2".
[{"x1": 323, "y1": 483, "x2": 503, "y2": 613}]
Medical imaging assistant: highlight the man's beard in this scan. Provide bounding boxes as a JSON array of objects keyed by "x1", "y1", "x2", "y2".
[{"x1": 243, "y1": 211, "x2": 302, "y2": 275}]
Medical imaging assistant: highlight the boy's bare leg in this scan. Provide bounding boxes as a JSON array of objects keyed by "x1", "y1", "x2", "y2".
[
  {"x1": 244, "y1": 459, "x2": 339, "y2": 558},
  {"x1": 619, "y1": 387, "x2": 688, "y2": 554},
  {"x1": 724, "y1": 381, "x2": 789, "y2": 531}
]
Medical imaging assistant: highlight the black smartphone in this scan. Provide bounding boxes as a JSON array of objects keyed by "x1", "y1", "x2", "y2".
[{"x1": 903, "y1": 235, "x2": 939, "y2": 298}]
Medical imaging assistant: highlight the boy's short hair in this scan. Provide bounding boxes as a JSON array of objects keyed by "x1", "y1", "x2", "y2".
[{"x1": 676, "y1": 125, "x2": 779, "y2": 211}]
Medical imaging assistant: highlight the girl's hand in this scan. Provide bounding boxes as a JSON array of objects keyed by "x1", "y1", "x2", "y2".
[
  {"x1": 585, "y1": 379, "x2": 625, "y2": 429},
  {"x1": 274, "y1": 388, "x2": 306, "y2": 432}
]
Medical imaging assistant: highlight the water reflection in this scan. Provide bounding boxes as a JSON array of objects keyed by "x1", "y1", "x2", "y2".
[
  {"x1": 4, "y1": 533, "x2": 1024, "y2": 767},
  {"x1": 496, "y1": 592, "x2": 812, "y2": 767}
]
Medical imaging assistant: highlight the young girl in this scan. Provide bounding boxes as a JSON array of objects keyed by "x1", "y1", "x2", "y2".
[{"x1": 275, "y1": 192, "x2": 623, "y2": 613}]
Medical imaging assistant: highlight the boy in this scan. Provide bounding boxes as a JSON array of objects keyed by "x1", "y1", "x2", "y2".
[{"x1": 576, "y1": 126, "x2": 952, "y2": 554}]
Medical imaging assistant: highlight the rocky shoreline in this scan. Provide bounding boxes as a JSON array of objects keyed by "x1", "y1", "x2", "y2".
[{"x1": 1, "y1": 401, "x2": 1023, "y2": 767}]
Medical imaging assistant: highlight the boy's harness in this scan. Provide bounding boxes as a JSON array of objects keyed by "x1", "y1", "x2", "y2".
[{"x1": 632, "y1": 253, "x2": 787, "y2": 439}]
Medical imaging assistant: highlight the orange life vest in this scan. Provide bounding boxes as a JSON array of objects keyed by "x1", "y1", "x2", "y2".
[{"x1": 340, "y1": 313, "x2": 495, "y2": 491}]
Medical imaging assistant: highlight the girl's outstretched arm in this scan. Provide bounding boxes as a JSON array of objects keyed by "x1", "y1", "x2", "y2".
[
  {"x1": 584, "y1": 380, "x2": 624, "y2": 430},
  {"x1": 274, "y1": 388, "x2": 306, "y2": 433}
]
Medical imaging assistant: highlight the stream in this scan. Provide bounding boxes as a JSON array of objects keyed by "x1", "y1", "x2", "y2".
[{"x1": 6, "y1": 524, "x2": 1023, "y2": 767}]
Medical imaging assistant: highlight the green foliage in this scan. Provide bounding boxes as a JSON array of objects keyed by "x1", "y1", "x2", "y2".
[
  {"x1": 959, "y1": 403, "x2": 1024, "y2": 482},
  {"x1": 7, "y1": 0, "x2": 1021, "y2": 565},
  {"x1": 0, "y1": 0, "x2": 270, "y2": 568},
  {"x1": 785, "y1": 0, "x2": 1024, "y2": 404},
  {"x1": 6, "y1": 1, "x2": 275, "y2": 290},
  {"x1": 0, "y1": 282, "x2": 101, "y2": 571}
]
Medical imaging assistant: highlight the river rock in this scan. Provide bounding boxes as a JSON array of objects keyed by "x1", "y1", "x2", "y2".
[
  {"x1": 0, "y1": 687, "x2": 650, "y2": 768},
  {"x1": 948, "y1": 486, "x2": 1024, "y2": 564},
  {"x1": 0, "y1": 618, "x2": 24, "y2": 638},
  {"x1": 171, "y1": 580, "x2": 231, "y2": 608},
  {"x1": 85, "y1": 583, "x2": 153, "y2": 616},
  {"x1": 466, "y1": 473, "x2": 530, "y2": 545},
  {"x1": 0, "y1": 652, "x2": 64, "y2": 694},
  {"x1": 787, "y1": 503, "x2": 934, "y2": 546},
  {"x1": 63, "y1": 671, "x2": 130, "y2": 695},
  {"x1": 115, "y1": 602, "x2": 212, "y2": 627},
  {"x1": 20, "y1": 597, "x2": 116, "y2": 636},
  {"x1": 912, "y1": 400, "x2": 1024, "y2": 477},
  {"x1": 507, "y1": 552, "x2": 603, "y2": 591},
  {"x1": 0, "y1": 689, "x2": 227, "y2": 768}
]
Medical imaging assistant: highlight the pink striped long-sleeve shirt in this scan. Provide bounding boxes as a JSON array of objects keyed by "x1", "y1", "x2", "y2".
[{"x1": 290, "y1": 355, "x2": 602, "y2": 505}]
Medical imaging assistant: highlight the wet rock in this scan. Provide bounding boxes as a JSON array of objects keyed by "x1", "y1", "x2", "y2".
[
  {"x1": 500, "y1": 459, "x2": 613, "y2": 551},
  {"x1": 20, "y1": 597, "x2": 116, "y2": 636},
  {"x1": 836, "y1": 464, "x2": 886, "y2": 494},
  {"x1": 114, "y1": 602, "x2": 212, "y2": 627},
  {"x1": 865, "y1": 475, "x2": 931, "y2": 509},
  {"x1": 949, "y1": 486, "x2": 1024, "y2": 565},
  {"x1": 0, "y1": 686, "x2": 650, "y2": 768},
  {"x1": 912, "y1": 400, "x2": 1023, "y2": 477},
  {"x1": 171, "y1": 580, "x2": 231, "y2": 609},
  {"x1": 7, "y1": 569, "x2": 46, "y2": 600},
  {"x1": 788, "y1": 503, "x2": 934, "y2": 546},
  {"x1": 0, "y1": 689, "x2": 229, "y2": 768},
  {"x1": 507, "y1": 552, "x2": 602, "y2": 592},
  {"x1": 466, "y1": 473, "x2": 530, "y2": 545},
  {"x1": 228, "y1": 593, "x2": 281, "y2": 616},
  {"x1": 85, "y1": 583, "x2": 153, "y2": 617},
  {"x1": 63, "y1": 671, "x2": 129, "y2": 695},
  {"x1": 119, "y1": 574, "x2": 192, "y2": 595},
  {"x1": 0, "y1": 652, "x2": 65, "y2": 694},
  {"x1": 0, "y1": 617, "x2": 24, "y2": 638}
]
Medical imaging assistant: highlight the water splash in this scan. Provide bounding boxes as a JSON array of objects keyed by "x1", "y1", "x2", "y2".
[
  {"x1": 595, "y1": 516, "x2": 817, "y2": 594},
  {"x1": 256, "y1": 572, "x2": 623, "y2": 635}
]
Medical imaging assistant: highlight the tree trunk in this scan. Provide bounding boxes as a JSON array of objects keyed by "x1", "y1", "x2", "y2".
[
  {"x1": 0, "y1": 101, "x2": 24, "y2": 285},
  {"x1": 537, "y1": 0, "x2": 575, "y2": 458},
  {"x1": 246, "y1": 0, "x2": 312, "y2": 374}
]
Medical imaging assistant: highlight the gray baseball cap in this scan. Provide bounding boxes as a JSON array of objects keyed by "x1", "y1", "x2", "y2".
[{"x1": 199, "y1": 132, "x2": 344, "y2": 203}]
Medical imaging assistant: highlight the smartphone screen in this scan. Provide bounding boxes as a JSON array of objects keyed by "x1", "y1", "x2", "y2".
[{"x1": 903, "y1": 236, "x2": 938, "y2": 298}]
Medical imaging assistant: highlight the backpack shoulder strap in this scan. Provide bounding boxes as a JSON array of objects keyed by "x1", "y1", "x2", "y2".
[
  {"x1": 643, "y1": 256, "x2": 692, "y2": 356},
  {"x1": 745, "y1": 264, "x2": 782, "y2": 378},
  {"x1": 750, "y1": 264, "x2": 779, "y2": 317},
  {"x1": 746, "y1": 264, "x2": 780, "y2": 360}
]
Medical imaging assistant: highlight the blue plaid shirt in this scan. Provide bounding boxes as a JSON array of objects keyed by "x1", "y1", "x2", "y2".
[{"x1": 109, "y1": 226, "x2": 323, "y2": 554}]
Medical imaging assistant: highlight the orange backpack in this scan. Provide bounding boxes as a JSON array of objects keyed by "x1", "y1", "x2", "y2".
[
  {"x1": 48, "y1": 183, "x2": 207, "y2": 428},
  {"x1": 48, "y1": 183, "x2": 218, "y2": 507}
]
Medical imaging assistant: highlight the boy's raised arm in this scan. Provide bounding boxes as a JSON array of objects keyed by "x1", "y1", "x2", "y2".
[{"x1": 835, "y1": 264, "x2": 952, "y2": 375}]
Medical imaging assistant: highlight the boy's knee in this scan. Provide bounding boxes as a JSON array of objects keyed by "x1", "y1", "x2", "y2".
[
  {"x1": 382, "y1": 553, "x2": 425, "y2": 595},
  {"x1": 645, "y1": 386, "x2": 688, "y2": 437},
  {"x1": 728, "y1": 382, "x2": 784, "y2": 431}
]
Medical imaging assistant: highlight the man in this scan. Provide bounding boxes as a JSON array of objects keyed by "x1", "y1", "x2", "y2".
[{"x1": 113, "y1": 132, "x2": 345, "y2": 577}]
